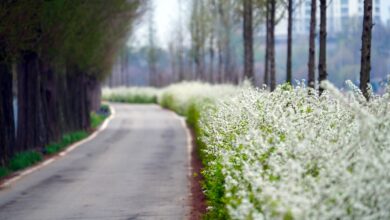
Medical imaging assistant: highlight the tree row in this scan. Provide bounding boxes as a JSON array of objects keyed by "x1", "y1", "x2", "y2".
[{"x1": 0, "y1": 0, "x2": 144, "y2": 165}]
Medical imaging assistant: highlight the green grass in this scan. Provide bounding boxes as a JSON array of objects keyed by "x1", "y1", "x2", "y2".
[
  {"x1": 0, "y1": 167, "x2": 10, "y2": 179},
  {"x1": 0, "y1": 131, "x2": 89, "y2": 178},
  {"x1": 45, "y1": 131, "x2": 89, "y2": 155},
  {"x1": 0, "y1": 151, "x2": 44, "y2": 177},
  {"x1": 0, "y1": 105, "x2": 110, "y2": 179},
  {"x1": 91, "y1": 104, "x2": 110, "y2": 129},
  {"x1": 91, "y1": 112, "x2": 107, "y2": 129},
  {"x1": 99, "y1": 104, "x2": 110, "y2": 114},
  {"x1": 9, "y1": 151, "x2": 43, "y2": 171}
]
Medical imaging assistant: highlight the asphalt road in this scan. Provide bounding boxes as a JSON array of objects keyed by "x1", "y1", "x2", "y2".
[{"x1": 0, "y1": 104, "x2": 190, "y2": 220}]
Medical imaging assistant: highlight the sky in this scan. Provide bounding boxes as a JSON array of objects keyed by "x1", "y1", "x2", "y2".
[{"x1": 129, "y1": 0, "x2": 186, "y2": 49}]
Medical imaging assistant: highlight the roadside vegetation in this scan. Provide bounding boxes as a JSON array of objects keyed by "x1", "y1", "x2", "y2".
[
  {"x1": 104, "y1": 81, "x2": 390, "y2": 219},
  {"x1": 0, "y1": 106, "x2": 110, "y2": 180},
  {"x1": 103, "y1": 87, "x2": 159, "y2": 104}
]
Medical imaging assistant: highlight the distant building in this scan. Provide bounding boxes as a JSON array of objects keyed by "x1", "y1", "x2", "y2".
[{"x1": 274, "y1": 0, "x2": 390, "y2": 36}]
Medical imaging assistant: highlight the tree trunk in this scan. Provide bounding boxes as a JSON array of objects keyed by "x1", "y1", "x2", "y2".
[
  {"x1": 269, "y1": 0, "x2": 276, "y2": 91},
  {"x1": 308, "y1": 0, "x2": 316, "y2": 89},
  {"x1": 360, "y1": 0, "x2": 373, "y2": 100},
  {"x1": 87, "y1": 78, "x2": 102, "y2": 112},
  {"x1": 66, "y1": 71, "x2": 91, "y2": 131},
  {"x1": 208, "y1": 32, "x2": 215, "y2": 83},
  {"x1": 177, "y1": 46, "x2": 184, "y2": 82},
  {"x1": 194, "y1": 45, "x2": 200, "y2": 81},
  {"x1": 40, "y1": 61, "x2": 61, "y2": 144},
  {"x1": 217, "y1": 39, "x2": 224, "y2": 83},
  {"x1": 0, "y1": 48, "x2": 15, "y2": 165},
  {"x1": 318, "y1": 0, "x2": 327, "y2": 94},
  {"x1": 217, "y1": 0, "x2": 225, "y2": 83},
  {"x1": 175, "y1": 0, "x2": 184, "y2": 82},
  {"x1": 224, "y1": 32, "x2": 232, "y2": 83},
  {"x1": 286, "y1": 0, "x2": 293, "y2": 84},
  {"x1": 264, "y1": 2, "x2": 270, "y2": 87},
  {"x1": 61, "y1": 73, "x2": 76, "y2": 133},
  {"x1": 169, "y1": 43, "x2": 177, "y2": 82},
  {"x1": 243, "y1": 0, "x2": 254, "y2": 84},
  {"x1": 200, "y1": 43, "x2": 206, "y2": 81},
  {"x1": 16, "y1": 51, "x2": 47, "y2": 152}
]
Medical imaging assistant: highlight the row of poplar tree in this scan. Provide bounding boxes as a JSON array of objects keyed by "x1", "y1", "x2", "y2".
[
  {"x1": 170, "y1": 0, "x2": 373, "y2": 97},
  {"x1": 0, "y1": 0, "x2": 144, "y2": 165}
]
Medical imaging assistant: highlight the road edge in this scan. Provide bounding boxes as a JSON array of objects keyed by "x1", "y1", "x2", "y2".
[
  {"x1": 0, "y1": 104, "x2": 116, "y2": 189},
  {"x1": 162, "y1": 106, "x2": 207, "y2": 220}
]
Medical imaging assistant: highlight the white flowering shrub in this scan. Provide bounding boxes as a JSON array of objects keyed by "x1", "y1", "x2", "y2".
[
  {"x1": 199, "y1": 81, "x2": 390, "y2": 220},
  {"x1": 159, "y1": 81, "x2": 238, "y2": 115},
  {"x1": 104, "y1": 81, "x2": 390, "y2": 219},
  {"x1": 102, "y1": 87, "x2": 159, "y2": 103}
]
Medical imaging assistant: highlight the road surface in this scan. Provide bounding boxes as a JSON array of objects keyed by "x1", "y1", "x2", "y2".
[{"x1": 0, "y1": 104, "x2": 190, "y2": 220}]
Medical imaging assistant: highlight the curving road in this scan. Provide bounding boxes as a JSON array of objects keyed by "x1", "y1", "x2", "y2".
[{"x1": 0, "y1": 104, "x2": 190, "y2": 220}]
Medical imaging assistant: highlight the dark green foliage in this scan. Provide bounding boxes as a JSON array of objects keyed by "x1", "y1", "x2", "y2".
[
  {"x1": 188, "y1": 104, "x2": 229, "y2": 219},
  {"x1": 202, "y1": 163, "x2": 228, "y2": 220},
  {"x1": 91, "y1": 113, "x2": 107, "y2": 129},
  {"x1": 103, "y1": 90, "x2": 158, "y2": 104},
  {"x1": 99, "y1": 104, "x2": 110, "y2": 114},
  {"x1": 0, "y1": 0, "x2": 141, "y2": 172},
  {"x1": 108, "y1": 94, "x2": 157, "y2": 104},
  {"x1": 159, "y1": 94, "x2": 175, "y2": 110},
  {"x1": 9, "y1": 151, "x2": 43, "y2": 171},
  {"x1": 45, "y1": 131, "x2": 88, "y2": 155},
  {"x1": 1, "y1": 0, "x2": 143, "y2": 78},
  {"x1": 0, "y1": 167, "x2": 10, "y2": 178}
]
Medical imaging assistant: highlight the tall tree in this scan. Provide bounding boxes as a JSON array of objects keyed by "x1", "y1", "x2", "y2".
[
  {"x1": 269, "y1": 0, "x2": 276, "y2": 91},
  {"x1": 0, "y1": 1, "x2": 15, "y2": 165},
  {"x1": 286, "y1": 0, "x2": 293, "y2": 84},
  {"x1": 318, "y1": 0, "x2": 327, "y2": 94},
  {"x1": 208, "y1": 29, "x2": 215, "y2": 83},
  {"x1": 264, "y1": 1, "x2": 270, "y2": 87},
  {"x1": 190, "y1": 0, "x2": 206, "y2": 80},
  {"x1": 307, "y1": 0, "x2": 316, "y2": 88},
  {"x1": 243, "y1": 0, "x2": 254, "y2": 83},
  {"x1": 0, "y1": 42, "x2": 14, "y2": 165},
  {"x1": 359, "y1": 0, "x2": 373, "y2": 100},
  {"x1": 217, "y1": 0, "x2": 236, "y2": 83},
  {"x1": 177, "y1": 0, "x2": 185, "y2": 81},
  {"x1": 0, "y1": 0, "x2": 144, "y2": 158},
  {"x1": 147, "y1": 1, "x2": 158, "y2": 86},
  {"x1": 216, "y1": 0, "x2": 226, "y2": 83}
]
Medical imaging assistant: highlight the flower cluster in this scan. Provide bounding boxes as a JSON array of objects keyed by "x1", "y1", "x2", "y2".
[{"x1": 198, "y1": 81, "x2": 390, "y2": 219}]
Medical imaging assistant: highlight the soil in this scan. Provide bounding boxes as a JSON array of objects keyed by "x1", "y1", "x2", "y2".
[{"x1": 188, "y1": 128, "x2": 207, "y2": 220}]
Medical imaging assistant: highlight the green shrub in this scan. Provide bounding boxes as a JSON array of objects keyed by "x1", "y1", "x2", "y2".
[
  {"x1": 99, "y1": 104, "x2": 110, "y2": 113},
  {"x1": 91, "y1": 112, "x2": 106, "y2": 129},
  {"x1": 102, "y1": 87, "x2": 159, "y2": 104},
  {"x1": 45, "y1": 142, "x2": 63, "y2": 155},
  {"x1": 45, "y1": 131, "x2": 88, "y2": 155},
  {"x1": 9, "y1": 151, "x2": 43, "y2": 171},
  {"x1": 0, "y1": 167, "x2": 10, "y2": 178}
]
